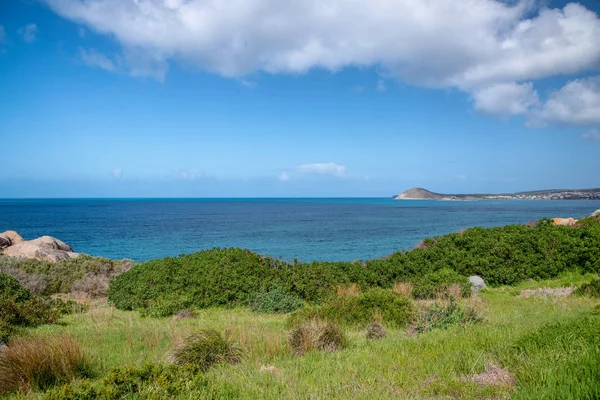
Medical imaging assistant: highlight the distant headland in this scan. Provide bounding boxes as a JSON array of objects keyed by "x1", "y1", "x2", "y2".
[{"x1": 394, "y1": 187, "x2": 600, "y2": 201}]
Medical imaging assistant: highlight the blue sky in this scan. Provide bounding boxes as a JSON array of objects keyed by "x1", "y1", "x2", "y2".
[{"x1": 1, "y1": 0, "x2": 599, "y2": 197}]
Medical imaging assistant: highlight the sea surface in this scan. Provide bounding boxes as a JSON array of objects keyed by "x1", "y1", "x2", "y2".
[{"x1": 1, "y1": 198, "x2": 599, "y2": 262}]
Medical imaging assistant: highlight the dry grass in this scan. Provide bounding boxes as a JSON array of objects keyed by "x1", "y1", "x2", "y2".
[
  {"x1": 169, "y1": 329, "x2": 245, "y2": 372},
  {"x1": 336, "y1": 283, "x2": 362, "y2": 297},
  {"x1": 0, "y1": 335, "x2": 91, "y2": 395},
  {"x1": 436, "y1": 283, "x2": 463, "y2": 302},
  {"x1": 288, "y1": 319, "x2": 346, "y2": 356},
  {"x1": 461, "y1": 363, "x2": 516, "y2": 387},
  {"x1": 366, "y1": 322, "x2": 387, "y2": 340},
  {"x1": 393, "y1": 282, "x2": 414, "y2": 297}
]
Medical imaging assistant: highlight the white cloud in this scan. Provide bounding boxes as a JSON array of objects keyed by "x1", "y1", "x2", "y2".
[
  {"x1": 17, "y1": 24, "x2": 37, "y2": 43},
  {"x1": 296, "y1": 163, "x2": 345, "y2": 177},
  {"x1": 241, "y1": 79, "x2": 257, "y2": 88},
  {"x1": 377, "y1": 79, "x2": 387, "y2": 92},
  {"x1": 278, "y1": 172, "x2": 290, "y2": 181},
  {"x1": 173, "y1": 169, "x2": 203, "y2": 180},
  {"x1": 40, "y1": 1, "x2": 600, "y2": 124},
  {"x1": 535, "y1": 76, "x2": 600, "y2": 126},
  {"x1": 79, "y1": 47, "x2": 116, "y2": 71},
  {"x1": 472, "y1": 82, "x2": 539, "y2": 116},
  {"x1": 112, "y1": 168, "x2": 123, "y2": 179},
  {"x1": 581, "y1": 128, "x2": 600, "y2": 141}
]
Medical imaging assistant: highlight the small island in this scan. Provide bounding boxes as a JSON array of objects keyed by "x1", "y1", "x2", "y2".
[{"x1": 394, "y1": 187, "x2": 600, "y2": 201}]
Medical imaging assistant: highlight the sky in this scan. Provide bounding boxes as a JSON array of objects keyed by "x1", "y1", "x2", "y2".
[{"x1": 0, "y1": 0, "x2": 599, "y2": 198}]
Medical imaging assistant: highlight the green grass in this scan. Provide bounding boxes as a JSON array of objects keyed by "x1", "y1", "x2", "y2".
[{"x1": 9, "y1": 275, "x2": 598, "y2": 399}]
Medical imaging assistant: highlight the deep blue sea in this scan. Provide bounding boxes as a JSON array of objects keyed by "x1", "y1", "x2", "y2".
[{"x1": 1, "y1": 198, "x2": 599, "y2": 262}]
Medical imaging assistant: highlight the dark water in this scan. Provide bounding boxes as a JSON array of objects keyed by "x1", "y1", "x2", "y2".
[{"x1": 1, "y1": 198, "x2": 599, "y2": 262}]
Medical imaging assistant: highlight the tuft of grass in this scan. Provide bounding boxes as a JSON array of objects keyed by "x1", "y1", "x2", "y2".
[
  {"x1": 415, "y1": 298, "x2": 482, "y2": 333},
  {"x1": 336, "y1": 283, "x2": 362, "y2": 297},
  {"x1": 0, "y1": 335, "x2": 92, "y2": 395},
  {"x1": 573, "y1": 277, "x2": 600, "y2": 298},
  {"x1": 170, "y1": 329, "x2": 244, "y2": 372},
  {"x1": 288, "y1": 319, "x2": 346, "y2": 356},
  {"x1": 392, "y1": 281, "x2": 413, "y2": 298},
  {"x1": 366, "y1": 322, "x2": 386, "y2": 340}
]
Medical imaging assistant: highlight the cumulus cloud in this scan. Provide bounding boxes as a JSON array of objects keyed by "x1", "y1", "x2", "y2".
[
  {"x1": 377, "y1": 79, "x2": 387, "y2": 93},
  {"x1": 473, "y1": 82, "x2": 539, "y2": 116},
  {"x1": 581, "y1": 129, "x2": 600, "y2": 141},
  {"x1": 79, "y1": 47, "x2": 116, "y2": 71},
  {"x1": 296, "y1": 163, "x2": 345, "y2": 177},
  {"x1": 112, "y1": 168, "x2": 123, "y2": 179},
  {"x1": 535, "y1": 76, "x2": 600, "y2": 126},
  {"x1": 17, "y1": 24, "x2": 37, "y2": 43},
  {"x1": 40, "y1": 0, "x2": 600, "y2": 125}
]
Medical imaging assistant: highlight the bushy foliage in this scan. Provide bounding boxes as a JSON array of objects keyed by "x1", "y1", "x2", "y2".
[
  {"x1": 108, "y1": 219, "x2": 600, "y2": 315},
  {"x1": 288, "y1": 288, "x2": 415, "y2": 328},
  {"x1": 411, "y1": 268, "x2": 471, "y2": 299},
  {"x1": 288, "y1": 319, "x2": 346, "y2": 356},
  {"x1": 573, "y1": 277, "x2": 600, "y2": 298},
  {"x1": 250, "y1": 288, "x2": 304, "y2": 314},
  {"x1": 0, "y1": 274, "x2": 76, "y2": 342},
  {"x1": 0, "y1": 255, "x2": 130, "y2": 296},
  {"x1": 415, "y1": 298, "x2": 483, "y2": 333},
  {"x1": 170, "y1": 330, "x2": 244, "y2": 372},
  {"x1": 0, "y1": 266, "x2": 47, "y2": 294},
  {"x1": 0, "y1": 335, "x2": 91, "y2": 395},
  {"x1": 43, "y1": 364, "x2": 210, "y2": 400},
  {"x1": 366, "y1": 322, "x2": 387, "y2": 339}
]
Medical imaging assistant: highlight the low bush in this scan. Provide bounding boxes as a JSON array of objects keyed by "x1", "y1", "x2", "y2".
[
  {"x1": 288, "y1": 319, "x2": 346, "y2": 356},
  {"x1": 0, "y1": 255, "x2": 130, "y2": 296},
  {"x1": 411, "y1": 268, "x2": 471, "y2": 299},
  {"x1": 573, "y1": 278, "x2": 600, "y2": 298},
  {"x1": 288, "y1": 288, "x2": 415, "y2": 328},
  {"x1": 415, "y1": 298, "x2": 483, "y2": 333},
  {"x1": 0, "y1": 273, "x2": 30, "y2": 302},
  {"x1": 250, "y1": 288, "x2": 304, "y2": 314},
  {"x1": 43, "y1": 363, "x2": 209, "y2": 400},
  {"x1": 107, "y1": 219, "x2": 600, "y2": 315},
  {"x1": 170, "y1": 330, "x2": 244, "y2": 372},
  {"x1": 0, "y1": 335, "x2": 92, "y2": 395},
  {"x1": 0, "y1": 266, "x2": 47, "y2": 294}
]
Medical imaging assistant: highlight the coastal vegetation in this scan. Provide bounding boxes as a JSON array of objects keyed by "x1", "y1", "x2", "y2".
[{"x1": 0, "y1": 214, "x2": 599, "y2": 398}]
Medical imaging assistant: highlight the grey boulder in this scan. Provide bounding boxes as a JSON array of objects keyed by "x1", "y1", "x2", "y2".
[{"x1": 468, "y1": 276, "x2": 487, "y2": 292}]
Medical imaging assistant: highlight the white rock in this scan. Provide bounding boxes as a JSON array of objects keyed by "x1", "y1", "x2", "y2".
[{"x1": 468, "y1": 276, "x2": 487, "y2": 291}]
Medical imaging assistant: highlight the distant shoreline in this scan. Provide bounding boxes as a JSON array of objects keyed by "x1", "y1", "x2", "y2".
[{"x1": 394, "y1": 187, "x2": 600, "y2": 201}]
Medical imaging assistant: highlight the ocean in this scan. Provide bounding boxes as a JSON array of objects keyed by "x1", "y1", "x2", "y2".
[{"x1": 1, "y1": 198, "x2": 599, "y2": 262}]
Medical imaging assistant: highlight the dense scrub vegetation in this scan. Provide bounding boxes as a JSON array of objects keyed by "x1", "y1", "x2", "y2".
[
  {"x1": 108, "y1": 218, "x2": 600, "y2": 316},
  {"x1": 0, "y1": 274, "x2": 75, "y2": 342},
  {"x1": 574, "y1": 277, "x2": 600, "y2": 298},
  {"x1": 0, "y1": 255, "x2": 132, "y2": 297},
  {"x1": 287, "y1": 288, "x2": 415, "y2": 328}
]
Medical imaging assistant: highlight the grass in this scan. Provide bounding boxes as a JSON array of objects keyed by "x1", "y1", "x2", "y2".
[{"x1": 6, "y1": 273, "x2": 597, "y2": 399}]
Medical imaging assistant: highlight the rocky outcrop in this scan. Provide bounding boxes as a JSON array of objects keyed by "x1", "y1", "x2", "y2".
[
  {"x1": 552, "y1": 218, "x2": 577, "y2": 226},
  {"x1": 590, "y1": 209, "x2": 600, "y2": 219},
  {"x1": 1, "y1": 231, "x2": 77, "y2": 262}
]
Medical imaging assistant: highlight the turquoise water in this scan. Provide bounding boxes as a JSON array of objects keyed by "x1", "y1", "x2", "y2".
[{"x1": 1, "y1": 198, "x2": 599, "y2": 262}]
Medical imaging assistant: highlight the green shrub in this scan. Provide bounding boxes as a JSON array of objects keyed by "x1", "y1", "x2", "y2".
[
  {"x1": 44, "y1": 363, "x2": 208, "y2": 400},
  {"x1": 366, "y1": 322, "x2": 387, "y2": 339},
  {"x1": 0, "y1": 273, "x2": 30, "y2": 302},
  {"x1": 288, "y1": 319, "x2": 346, "y2": 356},
  {"x1": 415, "y1": 298, "x2": 482, "y2": 333},
  {"x1": 0, "y1": 255, "x2": 129, "y2": 296},
  {"x1": 288, "y1": 288, "x2": 415, "y2": 328},
  {"x1": 250, "y1": 288, "x2": 304, "y2": 314},
  {"x1": 411, "y1": 268, "x2": 471, "y2": 299},
  {"x1": 107, "y1": 219, "x2": 600, "y2": 315},
  {"x1": 0, "y1": 335, "x2": 92, "y2": 395},
  {"x1": 170, "y1": 330, "x2": 244, "y2": 372},
  {"x1": 573, "y1": 278, "x2": 600, "y2": 298}
]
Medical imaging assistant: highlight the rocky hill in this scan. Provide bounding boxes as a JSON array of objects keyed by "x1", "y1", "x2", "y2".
[{"x1": 394, "y1": 187, "x2": 600, "y2": 201}]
